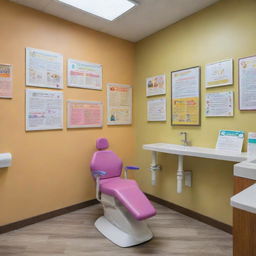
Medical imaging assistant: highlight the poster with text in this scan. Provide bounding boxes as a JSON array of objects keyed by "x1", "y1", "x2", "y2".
[
  {"x1": 146, "y1": 74, "x2": 166, "y2": 96},
  {"x1": 147, "y1": 98, "x2": 166, "y2": 121},
  {"x1": 107, "y1": 83, "x2": 132, "y2": 125},
  {"x1": 67, "y1": 100, "x2": 103, "y2": 128},
  {"x1": 26, "y1": 48, "x2": 63, "y2": 89},
  {"x1": 0, "y1": 64, "x2": 12, "y2": 98},
  {"x1": 171, "y1": 66, "x2": 200, "y2": 126},
  {"x1": 26, "y1": 89, "x2": 63, "y2": 131},
  {"x1": 68, "y1": 59, "x2": 102, "y2": 90},
  {"x1": 206, "y1": 91, "x2": 233, "y2": 117},
  {"x1": 239, "y1": 55, "x2": 256, "y2": 110},
  {"x1": 205, "y1": 59, "x2": 233, "y2": 88}
]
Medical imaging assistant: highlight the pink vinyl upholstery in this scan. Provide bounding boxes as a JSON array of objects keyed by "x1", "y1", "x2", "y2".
[{"x1": 90, "y1": 138, "x2": 156, "y2": 221}]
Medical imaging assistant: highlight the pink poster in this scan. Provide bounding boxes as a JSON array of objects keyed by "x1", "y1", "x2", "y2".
[
  {"x1": 0, "y1": 64, "x2": 12, "y2": 98},
  {"x1": 67, "y1": 100, "x2": 103, "y2": 128}
]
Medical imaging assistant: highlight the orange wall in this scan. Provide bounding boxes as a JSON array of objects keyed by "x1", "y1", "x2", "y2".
[{"x1": 0, "y1": 0, "x2": 135, "y2": 226}]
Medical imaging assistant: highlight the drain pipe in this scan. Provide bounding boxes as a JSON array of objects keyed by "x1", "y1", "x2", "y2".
[
  {"x1": 177, "y1": 155, "x2": 184, "y2": 193},
  {"x1": 150, "y1": 151, "x2": 160, "y2": 185}
]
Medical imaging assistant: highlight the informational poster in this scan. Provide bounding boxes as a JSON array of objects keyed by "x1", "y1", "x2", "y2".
[
  {"x1": 206, "y1": 91, "x2": 233, "y2": 117},
  {"x1": 146, "y1": 74, "x2": 166, "y2": 96},
  {"x1": 67, "y1": 100, "x2": 103, "y2": 128},
  {"x1": 239, "y1": 55, "x2": 256, "y2": 110},
  {"x1": 0, "y1": 64, "x2": 12, "y2": 98},
  {"x1": 147, "y1": 98, "x2": 166, "y2": 121},
  {"x1": 216, "y1": 130, "x2": 244, "y2": 153},
  {"x1": 171, "y1": 66, "x2": 200, "y2": 126},
  {"x1": 107, "y1": 83, "x2": 132, "y2": 125},
  {"x1": 26, "y1": 89, "x2": 63, "y2": 131},
  {"x1": 205, "y1": 59, "x2": 233, "y2": 88},
  {"x1": 68, "y1": 59, "x2": 102, "y2": 90},
  {"x1": 26, "y1": 47, "x2": 63, "y2": 89}
]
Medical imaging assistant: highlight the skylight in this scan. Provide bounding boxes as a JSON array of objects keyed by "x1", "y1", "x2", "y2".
[{"x1": 58, "y1": 0, "x2": 137, "y2": 21}]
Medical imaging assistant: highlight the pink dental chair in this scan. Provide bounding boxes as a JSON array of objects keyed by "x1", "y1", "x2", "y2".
[{"x1": 90, "y1": 138, "x2": 156, "y2": 247}]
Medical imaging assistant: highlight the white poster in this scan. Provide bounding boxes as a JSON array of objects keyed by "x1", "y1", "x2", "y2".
[
  {"x1": 146, "y1": 74, "x2": 166, "y2": 96},
  {"x1": 205, "y1": 59, "x2": 233, "y2": 88},
  {"x1": 239, "y1": 55, "x2": 256, "y2": 110},
  {"x1": 68, "y1": 59, "x2": 102, "y2": 90},
  {"x1": 147, "y1": 98, "x2": 166, "y2": 121},
  {"x1": 206, "y1": 91, "x2": 233, "y2": 117},
  {"x1": 0, "y1": 64, "x2": 12, "y2": 98},
  {"x1": 107, "y1": 83, "x2": 132, "y2": 125},
  {"x1": 26, "y1": 48, "x2": 63, "y2": 89},
  {"x1": 26, "y1": 89, "x2": 63, "y2": 131}
]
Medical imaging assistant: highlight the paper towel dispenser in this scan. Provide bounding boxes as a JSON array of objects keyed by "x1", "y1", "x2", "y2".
[{"x1": 0, "y1": 153, "x2": 12, "y2": 168}]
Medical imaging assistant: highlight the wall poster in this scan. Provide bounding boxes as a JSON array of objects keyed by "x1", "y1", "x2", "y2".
[
  {"x1": 206, "y1": 91, "x2": 233, "y2": 117},
  {"x1": 26, "y1": 47, "x2": 63, "y2": 89},
  {"x1": 107, "y1": 83, "x2": 132, "y2": 125},
  {"x1": 67, "y1": 100, "x2": 103, "y2": 128},
  {"x1": 146, "y1": 74, "x2": 166, "y2": 96},
  {"x1": 26, "y1": 89, "x2": 63, "y2": 131},
  {"x1": 0, "y1": 64, "x2": 12, "y2": 98},
  {"x1": 171, "y1": 66, "x2": 200, "y2": 126},
  {"x1": 68, "y1": 59, "x2": 102, "y2": 90},
  {"x1": 147, "y1": 98, "x2": 166, "y2": 121},
  {"x1": 205, "y1": 59, "x2": 233, "y2": 88},
  {"x1": 239, "y1": 55, "x2": 256, "y2": 110}
]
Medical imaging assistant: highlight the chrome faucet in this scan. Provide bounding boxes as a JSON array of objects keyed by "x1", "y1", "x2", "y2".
[{"x1": 180, "y1": 132, "x2": 189, "y2": 146}]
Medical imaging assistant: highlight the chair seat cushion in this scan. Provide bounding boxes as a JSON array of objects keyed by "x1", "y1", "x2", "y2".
[{"x1": 100, "y1": 177, "x2": 156, "y2": 220}]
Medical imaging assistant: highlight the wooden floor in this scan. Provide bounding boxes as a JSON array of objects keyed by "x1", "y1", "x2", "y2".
[{"x1": 0, "y1": 202, "x2": 232, "y2": 256}]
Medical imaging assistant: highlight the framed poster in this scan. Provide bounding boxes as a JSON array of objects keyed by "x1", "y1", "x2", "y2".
[
  {"x1": 146, "y1": 74, "x2": 166, "y2": 96},
  {"x1": 147, "y1": 97, "x2": 166, "y2": 121},
  {"x1": 205, "y1": 59, "x2": 233, "y2": 88},
  {"x1": 239, "y1": 55, "x2": 256, "y2": 110},
  {"x1": 0, "y1": 64, "x2": 12, "y2": 98},
  {"x1": 67, "y1": 59, "x2": 102, "y2": 90},
  {"x1": 26, "y1": 89, "x2": 63, "y2": 131},
  {"x1": 107, "y1": 83, "x2": 132, "y2": 125},
  {"x1": 26, "y1": 47, "x2": 63, "y2": 89},
  {"x1": 171, "y1": 66, "x2": 200, "y2": 126},
  {"x1": 67, "y1": 100, "x2": 103, "y2": 128}
]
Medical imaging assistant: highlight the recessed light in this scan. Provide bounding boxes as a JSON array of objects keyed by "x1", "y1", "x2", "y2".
[{"x1": 57, "y1": 0, "x2": 137, "y2": 21}]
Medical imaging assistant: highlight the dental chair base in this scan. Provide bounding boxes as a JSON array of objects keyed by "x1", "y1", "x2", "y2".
[{"x1": 95, "y1": 194, "x2": 153, "y2": 247}]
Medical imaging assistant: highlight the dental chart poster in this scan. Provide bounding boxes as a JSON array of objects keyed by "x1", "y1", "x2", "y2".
[
  {"x1": 67, "y1": 100, "x2": 103, "y2": 128},
  {"x1": 171, "y1": 66, "x2": 200, "y2": 126},
  {"x1": 67, "y1": 59, "x2": 102, "y2": 90},
  {"x1": 205, "y1": 59, "x2": 233, "y2": 88},
  {"x1": 216, "y1": 130, "x2": 244, "y2": 153},
  {"x1": 147, "y1": 98, "x2": 166, "y2": 121},
  {"x1": 107, "y1": 83, "x2": 132, "y2": 125},
  {"x1": 206, "y1": 91, "x2": 233, "y2": 117},
  {"x1": 239, "y1": 55, "x2": 256, "y2": 110},
  {"x1": 26, "y1": 48, "x2": 63, "y2": 89},
  {"x1": 146, "y1": 74, "x2": 166, "y2": 96},
  {"x1": 0, "y1": 64, "x2": 12, "y2": 98},
  {"x1": 26, "y1": 89, "x2": 63, "y2": 131}
]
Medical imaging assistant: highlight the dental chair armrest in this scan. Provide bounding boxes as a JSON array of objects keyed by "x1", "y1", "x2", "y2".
[
  {"x1": 92, "y1": 170, "x2": 107, "y2": 202},
  {"x1": 124, "y1": 166, "x2": 140, "y2": 179}
]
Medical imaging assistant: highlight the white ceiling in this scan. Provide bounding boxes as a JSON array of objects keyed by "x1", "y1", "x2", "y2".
[{"x1": 10, "y1": 0, "x2": 220, "y2": 42}]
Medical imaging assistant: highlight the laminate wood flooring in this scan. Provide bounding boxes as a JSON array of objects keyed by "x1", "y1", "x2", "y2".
[{"x1": 0, "y1": 202, "x2": 232, "y2": 256}]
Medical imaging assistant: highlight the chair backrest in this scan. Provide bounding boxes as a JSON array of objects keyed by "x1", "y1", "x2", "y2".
[{"x1": 90, "y1": 138, "x2": 123, "y2": 179}]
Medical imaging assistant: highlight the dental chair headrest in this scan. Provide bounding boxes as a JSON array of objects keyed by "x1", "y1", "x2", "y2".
[{"x1": 96, "y1": 138, "x2": 109, "y2": 150}]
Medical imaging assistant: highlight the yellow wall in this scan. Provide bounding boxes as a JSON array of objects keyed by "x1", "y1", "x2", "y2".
[
  {"x1": 134, "y1": 0, "x2": 256, "y2": 225},
  {"x1": 0, "y1": 0, "x2": 135, "y2": 226}
]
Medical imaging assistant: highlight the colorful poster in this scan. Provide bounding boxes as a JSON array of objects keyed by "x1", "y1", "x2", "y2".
[
  {"x1": 107, "y1": 83, "x2": 132, "y2": 125},
  {"x1": 26, "y1": 48, "x2": 63, "y2": 89},
  {"x1": 0, "y1": 64, "x2": 12, "y2": 98},
  {"x1": 239, "y1": 55, "x2": 256, "y2": 110},
  {"x1": 206, "y1": 91, "x2": 233, "y2": 117},
  {"x1": 147, "y1": 98, "x2": 166, "y2": 121},
  {"x1": 171, "y1": 66, "x2": 200, "y2": 126},
  {"x1": 205, "y1": 59, "x2": 233, "y2": 88},
  {"x1": 67, "y1": 100, "x2": 103, "y2": 128},
  {"x1": 26, "y1": 89, "x2": 63, "y2": 131},
  {"x1": 146, "y1": 74, "x2": 166, "y2": 96},
  {"x1": 68, "y1": 59, "x2": 102, "y2": 90}
]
